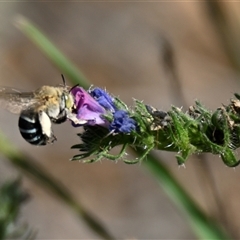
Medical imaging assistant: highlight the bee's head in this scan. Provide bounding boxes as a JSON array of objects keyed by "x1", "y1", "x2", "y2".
[
  {"x1": 59, "y1": 74, "x2": 76, "y2": 110},
  {"x1": 62, "y1": 91, "x2": 75, "y2": 111}
]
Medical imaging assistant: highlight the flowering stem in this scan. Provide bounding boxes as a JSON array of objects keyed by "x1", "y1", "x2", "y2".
[{"x1": 71, "y1": 94, "x2": 240, "y2": 168}]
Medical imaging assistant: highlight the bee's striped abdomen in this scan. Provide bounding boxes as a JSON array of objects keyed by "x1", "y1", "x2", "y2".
[{"x1": 18, "y1": 111, "x2": 47, "y2": 145}]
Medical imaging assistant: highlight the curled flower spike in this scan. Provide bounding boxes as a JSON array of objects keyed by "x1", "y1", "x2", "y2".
[
  {"x1": 70, "y1": 86, "x2": 107, "y2": 126},
  {"x1": 71, "y1": 85, "x2": 240, "y2": 168}
]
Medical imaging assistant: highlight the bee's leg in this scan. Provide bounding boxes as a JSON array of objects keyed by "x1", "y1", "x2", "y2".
[
  {"x1": 38, "y1": 110, "x2": 54, "y2": 140},
  {"x1": 51, "y1": 109, "x2": 67, "y2": 124},
  {"x1": 66, "y1": 111, "x2": 87, "y2": 125},
  {"x1": 49, "y1": 134, "x2": 57, "y2": 144}
]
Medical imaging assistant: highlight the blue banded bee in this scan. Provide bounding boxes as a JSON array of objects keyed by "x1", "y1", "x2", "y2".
[
  {"x1": 145, "y1": 105, "x2": 170, "y2": 131},
  {"x1": 0, "y1": 76, "x2": 82, "y2": 145}
]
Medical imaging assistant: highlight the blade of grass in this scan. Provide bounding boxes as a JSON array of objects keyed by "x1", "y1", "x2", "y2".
[
  {"x1": 15, "y1": 15, "x2": 230, "y2": 239},
  {"x1": 135, "y1": 148, "x2": 229, "y2": 240},
  {"x1": 0, "y1": 131, "x2": 114, "y2": 240},
  {"x1": 14, "y1": 15, "x2": 89, "y2": 89}
]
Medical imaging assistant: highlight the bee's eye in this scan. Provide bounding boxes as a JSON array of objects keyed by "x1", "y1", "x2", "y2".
[{"x1": 64, "y1": 94, "x2": 74, "y2": 109}]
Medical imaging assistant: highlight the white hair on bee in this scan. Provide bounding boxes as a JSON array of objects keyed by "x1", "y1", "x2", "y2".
[{"x1": 38, "y1": 110, "x2": 52, "y2": 139}]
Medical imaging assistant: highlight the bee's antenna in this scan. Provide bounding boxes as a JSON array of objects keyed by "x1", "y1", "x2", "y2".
[
  {"x1": 69, "y1": 84, "x2": 79, "y2": 92},
  {"x1": 61, "y1": 74, "x2": 66, "y2": 87},
  {"x1": 61, "y1": 74, "x2": 79, "y2": 91}
]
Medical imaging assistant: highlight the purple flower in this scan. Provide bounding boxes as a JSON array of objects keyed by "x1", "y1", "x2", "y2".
[
  {"x1": 70, "y1": 86, "x2": 137, "y2": 134},
  {"x1": 70, "y1": 86, "x2": 107, "y2": 126},
  {"x1": 110, "y1": 110, "x2": 137, "y2": 133},
  {"x1": 90, "y1": 88, "x2": 117, "y2": 112}
]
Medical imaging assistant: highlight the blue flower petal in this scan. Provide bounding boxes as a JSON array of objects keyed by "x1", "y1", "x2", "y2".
[
  {"x1": 110, "y1": 110, "x2": 137, "y2": 133},
  {"x1": 90, "y1": 88, "x2": 117, "y2": 112}
]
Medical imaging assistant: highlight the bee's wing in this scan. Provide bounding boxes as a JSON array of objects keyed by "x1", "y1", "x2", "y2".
[{"x1": 0, "y1": 88, "x2": 37, "y2": 114}]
